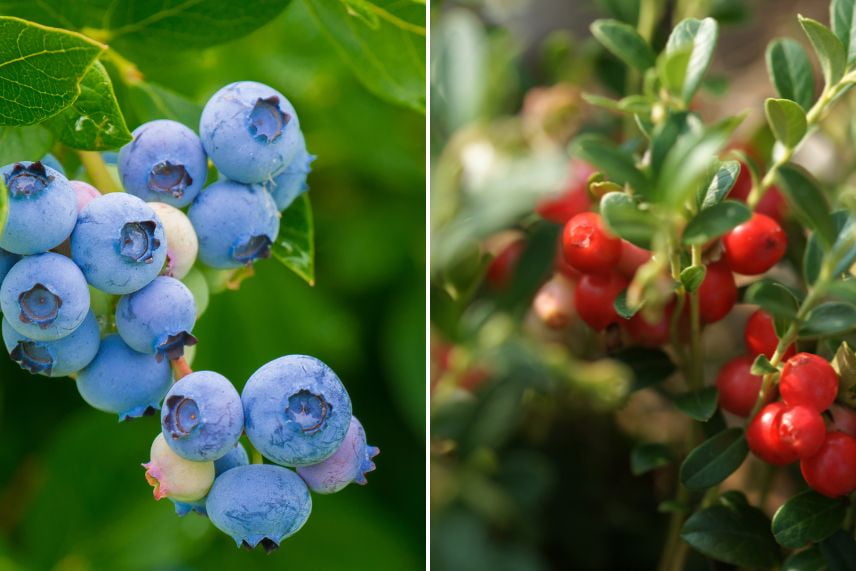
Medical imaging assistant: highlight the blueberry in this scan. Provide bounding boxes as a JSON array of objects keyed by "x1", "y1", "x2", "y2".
[
  {"x1": 76, "y1": 334, "x2": 173, "y2": 420},
  {"x1": 171, "y1": 442, "x2": 249, "y2": 517},
  {"x1": 0, "y1": 253, "x2": 90, "y2": 341},
  {"x1": 206, "y1": 464, "x2": 312, "y2": 551},
  {"x1": 70, "y1": 193, "x2": 167, "y2": 294},
  {"x1": 296, "y1": 416, "x2": 379, "y2": 494},
  {"x1": 2, "y1": 310, "x2": 100, "y2": 377},
  {"x1": 69, "y1": 180, "x2": 101, "y2": 213},
  {"x1": 188, "y1": 180, "x2": 280, "y2": 269},
  {"x1": 143, "y1": 433, "x2": 214, "y2": 502},
  {"x1": 116, "y1": 276, "x2": 197, "y2": 361},
  {"x1": 118, "y1": 120, "x2": 208, "y2": 207},
  {"x1": 199, "y1": 81, "x2": 302, "y2": 183},
  {"x1": 0, "y1": 162, "x2": 77, "y2": 255},
  {"x1": 0, "y1": 248, "x2": 20, "y2": 286},
  {"x1": 148, "y1": 203, "x2": 198, "y2": 279},
  {"x1": 242, "y1": 355, "x2": 352, "y2": 467},
  {"x1": 262, "y1": 133, "x2": 315, "y2": 211},
  {"x1": 161, "y1": 370, "x2": 244, "y2": 461}
]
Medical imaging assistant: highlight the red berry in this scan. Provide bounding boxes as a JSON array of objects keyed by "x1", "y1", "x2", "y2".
[
  {"x1": 715, "y1": 355, "x2": 764, "y2": 417},
  {"x1": 746, "y1": 402, "x2": 800, "y2": 465},
  {"x1": 486, "y1": 240, "x2": 524, "y2": 289},
  {"x1": 828, "y1": 404, "x2": 856, "y2": 437},
  {"x1": 617, "y1": 240, "x2": 652, "y2": 278},
  {"x1": 744, "y1": 309, "x2": 795, "y2": 360},
  {"x1": 574, "y1": 272, "x2": 628, "y2": 331},
  {"x1": 533, "y1": 274, "x2": 576, "y2": 329},
  {"x1": 778, "y1": 405, "x2": 826, "y2": 459},
  {"x1": 728, "y1": 163, "x2": 788, "y2": 223},
  {"x1": 562, "y1": 212, "x2": 622, "y2": 275},
  {"x1": 780, "y1": 353, "x2": 838, "y2": 412},
  {"x1": 536, "y1": 161, "x2": 594, "y2": 224},
  {"x1": 722, "y1": 213, "x2": 787, "y2": 275},
  {"x1": 800, "y1": 432, "x2": 856, "y2": 497},
  {"x1": 697, "y1": 261, "x2": 737, "y2": 324},
  {"x1": 624, "y1": 302, "x2": 674, "y2": 347},
  {"x1": 553, "y1": 233, "x2": 581, "y2": 281}
]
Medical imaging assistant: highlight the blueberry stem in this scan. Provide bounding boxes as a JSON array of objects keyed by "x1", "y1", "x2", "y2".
[
  {"x1": 77, "y1": 151, "x2": 120, "y2": 193},
  {"x1": 171, "y1": 357, "x2": 193, "y2": 381},
  {"x1": 226, "y1": 266, "x2": 255, "y2": 291}
]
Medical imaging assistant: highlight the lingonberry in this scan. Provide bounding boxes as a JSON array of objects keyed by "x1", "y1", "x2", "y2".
[
  {"x1": 722, "y1": 213, "x2": 787, "y2": 275},
  {"x1": 800, "y1": 432, "x2": 856, "y2": 497},
  {"x1": 616, "y1": 240, "x2": 652, "y2": 278},
  {"x1": 744, "y1": 309, "x2": 795, "y2": 360},
  {"x1": 777, "y1": 405, "x2": 826, "y2": 459},
  {"x1": 746, "y1": 402, "x2": 799, "y2": 465},
  {"x1": 697, "y1": 261, "x2": 737, "y2": 324},
  {"x1": 573, "y1": 272, "x2": 627, "y2": 331},
  {"x1": 715, "y1": 355, "x2": 764, "y2": 417},
  {"x1": 485, "y1": 239, "x2": 524, "y2": 289},
  {"x1": 727, "y1": 162, "x2": 787, "y2": 223},
  {"x1": 561, "y1": 212, "x2": 622, "y2": 275},
  {"x1": 535, "y1": 160, "x2": 594, "y2": 224},
  {"x1": 780, "y1": 353, "x2": 838, "y2": 412},
  {"x1": 533, "y1": 274, "x2": 575, "y2": 329},
  {"x1": 624, "y1": 302, "x2": 675, "y2": 348}
]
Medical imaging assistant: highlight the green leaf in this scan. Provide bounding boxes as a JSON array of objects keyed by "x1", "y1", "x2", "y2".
[
  {"x1": 777, "y1": 164, "x2": 837, "y2": 250},
  {"x1": 831, "y1": 0, "x2": 856, "y2": 65},
  {"x1": 743, "y1": 279, "x2": 801, "y2": 321},
  {"x1": 0, "y1": 17, "x2": 104, "y2": 126},
  {"x1": 631, "y1": 443, "x2": 674, "y2": 476},
  {"x1": 800, "y1": 15, "x2": 847, "y2": 86},
  {"x1": 612, "y1": 347, "x2": 676, "y2": 392},
  {"x1": 650, "y1": 111, "x2": 690, "y2": 176},
  {"x1": 674, "y1": 387, "x2": 718, "y2": 421},
  {"x1": 123, "y1": 81, "x2": 202, "y2": 129},
  {"x1": 570, "y1": 135, "x2": 650, "y2": 196},
  {"x1": 782, "y1": 545, "x2": 827, "y2": 571},
  {"x1": 591, "y1": 19, "x2": 656, "y2": 71},
  {"x1": 271, "y1": 194, "x2": 315, "y2": 285},
  {"x1": 0, "y1": 174, "x2": 7, "y2": 237},
  {"x1": 679, "y1": 428, "x2": 748, "y2": 490},
  {"x1": 699, "y1": 160, "x2": 741, "y2": 209},
  {"x1": 766, "y1": 38, "x2": 816, "y2": 110},
  {"x1": 799, "y1": 302, "x2": 856, "y2": 338},
  {"x1": 820, "y1": 530, "x2": 856, "y2": 570},
  {"x1": 765, "y1": 98, "x2": 808, "y2": 148},
  {"x1": 832, "y1": 341, "x2": 856, "y2": 407},
  {"x1": 0, "y1": 125, "x2": 55, "y2": 165},
  {"x1": 682, "y1": 200, "x2": 750, "y2": 245},
  {"x1": 665, "y1": 18, "x2": 719, "y2": 102},
  {"x1": 752, "y1": 354, "x2": 779, "y2": 376},
  {"x1": 44, "y1": 61, "x2": 130, "y2": 150},
  {"x1": 599, "y1": 191, "x2": 657, "y2": 248},
  {"x1": 771, "y1": 490, "x2": 847, "y2": 549},
  {"x1": 681, "y1": 495, "x2": 781, "y2": 568},
  {"x1": 305, "y1": 0, "x2": 425, "y2": 112},
  {"x1": 680, "y1": 265, "x2": 706, "y2": 292},
  {"x1": 614, "y1": 289, "x2": 640, "y2": 319},
  {"x1": 657, "y1": 47, "x2": 692, "y2": 97}
]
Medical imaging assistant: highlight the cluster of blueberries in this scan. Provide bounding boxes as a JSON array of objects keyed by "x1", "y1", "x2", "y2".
[{"x1": 0, "y1": 80, "x2": 378, "y2": 551}]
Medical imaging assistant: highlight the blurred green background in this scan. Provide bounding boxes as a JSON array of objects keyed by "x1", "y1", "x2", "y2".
[{"x1": 0, "y1": 2, "x2": 425, "y2": 569}]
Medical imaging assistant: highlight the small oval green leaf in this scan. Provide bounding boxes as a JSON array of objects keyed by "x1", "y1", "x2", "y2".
[
  {"x1": 765, "y1": 97, "x2": 808, "y2": 148},
  {"x1": 591, "y1": 19, "x2": 656, "y2": 71},
  {"x1": 682, "y1": 200, "x2": 750, "y2": 245},
  {"x1": 766, "y1": 38, "x2": 816, "y2": 110},
  {"x1": 680, "y1": 428, "x2": 748, "y2": 490},
  {"x1": 772, "y1": 489, "x2": 847, "y2": 549}
]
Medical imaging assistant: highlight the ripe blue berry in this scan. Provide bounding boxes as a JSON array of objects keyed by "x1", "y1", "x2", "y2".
[
  {"x1": 297, "y1": 416, "x2": 379, "y2": 494},
  {"x1": 144, "y1": 433, "x2": 214, "y2": 502},
  {"x1": 242, "y1": 355, "x2": 352, "y2": 467},
  {"x1": 2, "y1": 310, "x2": 99, "y2": 377},
  {"x1": 161, "y1": 370, "x2": 244, "y2": 461},
  {"x1": 171, "y1": 442, "x2": 250, "y2": 517},
  {"x1": 0, "y1": 248, "x2": 20, "y2": 285},
  {"x1": 0, "y1": 253, "x2": 90, "y2": 341},
  {"x1": 149, "y1": 203, "x2": 198, "y2": 279},
  {"x1": 262, "y1": 134, "x2": 314, "y2": 211},
  {"x1": 116, "y1": 276, "x2": 197, "y2": 361},
  {"x1": 0, "y1": 162, "x2": 77, "y2": 255},
  {"x1": 199, "y1": 81, "x2": 302, "y2": 183},
  {"x1": 70, "y1": 193, "x2": 167, "y2": 294},
  {"x1": 206, "y1": 464, "x2": 312, "y2": 551},
  {"x1": 76, "y1": 334, "x2": 173, "y2": 420},
  {"x1": 119, "y1": 120, "x2": 208, "y2": 207},
  {"x1": 188, "y1": 180, "x2": 280, "y2": 269}
]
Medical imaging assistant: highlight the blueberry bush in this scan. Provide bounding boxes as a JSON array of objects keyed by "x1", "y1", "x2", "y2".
[
  {"x1": 0, "y1": 1, "x2": 425, "y2": 568},
  {"x1": 432, "y1": 0, "x2": 856, "y2": 568}
]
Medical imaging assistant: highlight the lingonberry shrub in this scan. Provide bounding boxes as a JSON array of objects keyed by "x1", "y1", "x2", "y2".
[{"x1": 432, "y1": 1, "x2": 856, "y2": 567}]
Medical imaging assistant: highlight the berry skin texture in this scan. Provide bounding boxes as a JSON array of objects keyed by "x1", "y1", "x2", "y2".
[
  {"x1": 0, "y1": 162, "x2": 77, "y2": 255},
  {"x1": 746, "y1": 402, "x2": 799, "y2": 465},
  {"x1": 199, "y1": 81, "x2": 302, "y2": 183},
  {"x1": 148, "y1": 203, "x2": 199, "y2": 279},
  {"x1": 171, "y1": 443, "x2": 250, "y2": 517},
  {"x1": 188, "y1": 180, "x2": 280, "y2": 269},
  {"x1": 573, "y1": 272, "x2": 628, "y2": 331},
  {"x1": 76, "y1": 334, "x2": 173, "y2": 420},
  {"x1": 118, "y1": 120, "x2": 208, "y2": 208},
  {"x1": 0, "y1": 248, "x2": 20, "y2": 287},
  {"x1": 116, "y1": 276, "x2": 197, "y2": 361},
  {"x1": 160, "y1": 371, "x2": 244, "y2": 461},
  {"x1": 780, "y1": 352, "x2": 838, "y2": 412},
  {"x1": 722, "y1": 213, "x2": 787, "y2": 275},
  {"x1": 297, "y1": 416, "x2": 380, "y2": 494},
  {"x1": 69, "y1": 181, "x2": 101, "y2": 213},
  {"x1": 242, "y1": 355, "x2": 353, "y2": 467},
  {"x1": 800, "y1": 432, "x2": 856, "y2": 497},
  {"x1": 262, "y1": 133, "x2": 315, "y2": 211},
  {"x1": 744, "y1": 309, "x2": 795, "y2": 360},
  {"x1": 0, "y1": 253, "x2": 90, "y2": 341},
  {"x1": 71, "y1": 193, "x2": 167, "y2": 295},
  {"x1": 562, "y1": 212, "x2": 622, "y2": 275},
  {"x1": 697, "y1": 261, "x2": 737, "y2": 324},
  {"x1": 205, "y1": 464, "x2": 312, "y2": 551},
  {"x1": 715, "y1": 355, "x2": 764, "y2": 417},
  {"x1": 2, "y1": 311, "x2": 99, "y2": 377},
  {"x1": 625, "y1": 302, "x2": 675, "y2": 348},
  {"x1": 777, "y1": 405, "x2": 826, "y2": 459},
  {"x1": 617, "y1": 240, "x2": 652, "y2": 278},
  {"x1": 143, "y1": 433, "x2": 214, "y2": 502}
]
